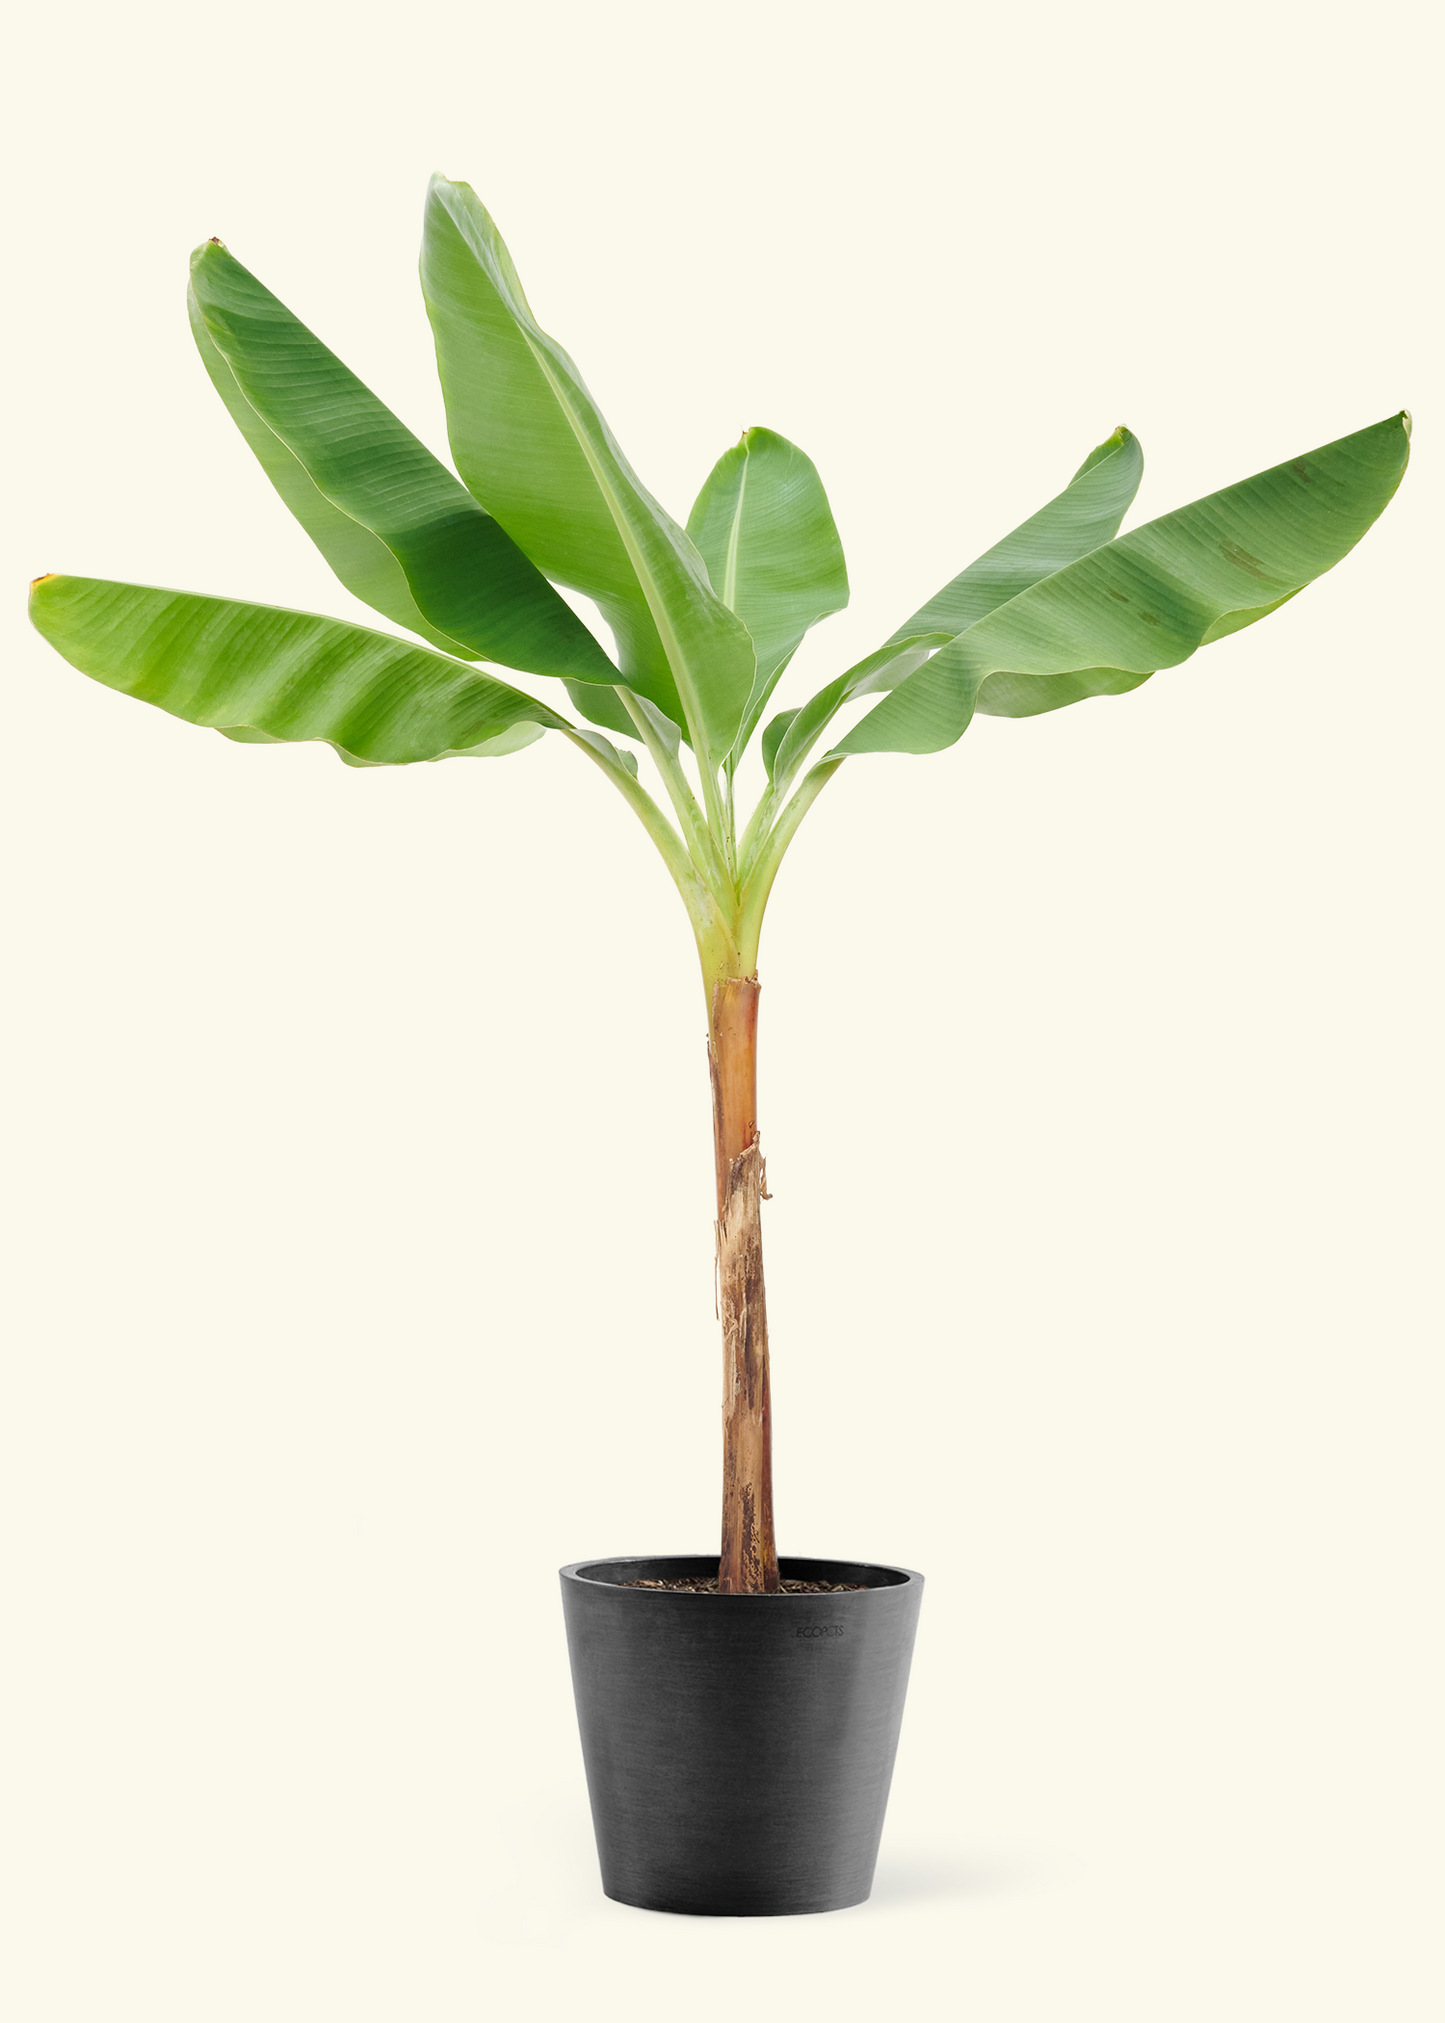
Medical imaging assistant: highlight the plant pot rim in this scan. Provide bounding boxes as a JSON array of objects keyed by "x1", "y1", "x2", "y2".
[{"x1": 560, "y1": 1553, "x2": 923, "y2": 1595}]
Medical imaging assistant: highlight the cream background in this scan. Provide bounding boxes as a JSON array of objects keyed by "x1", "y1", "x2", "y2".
[{"x1": 3, "y1": 2, "x2": 1440, "y2": 2016}]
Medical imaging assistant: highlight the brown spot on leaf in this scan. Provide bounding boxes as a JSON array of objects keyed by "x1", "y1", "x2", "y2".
[
  {"x1": 1106, "y1": 588, "x2": 1130, "y2": 604},
  {"x1": 1220, "y1": 540, "x2": 1277, "y2": 583}
]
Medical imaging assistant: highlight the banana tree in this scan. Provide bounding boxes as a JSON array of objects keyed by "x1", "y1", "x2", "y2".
[{"x1": 28, "y1": 177, "x2": 1410, "y2": 1593}]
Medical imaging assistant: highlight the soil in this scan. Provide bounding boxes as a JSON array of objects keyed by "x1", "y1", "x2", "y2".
[{"x1": 619, "y1": 1577, "x2": 866, "y2": 1594}]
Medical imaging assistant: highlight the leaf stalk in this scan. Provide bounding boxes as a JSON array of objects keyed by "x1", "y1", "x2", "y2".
[{"x1": 613, "y1": 687, "x2": 734, "y2": 912}]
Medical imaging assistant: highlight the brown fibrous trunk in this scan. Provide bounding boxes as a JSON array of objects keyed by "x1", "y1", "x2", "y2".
[{"x1": 709, "y1": 974, "x2": 780, "y2": 1594}]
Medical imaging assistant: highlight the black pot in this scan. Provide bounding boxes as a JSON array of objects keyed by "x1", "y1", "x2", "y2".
[{"x1": 559, "y1": 1554, "x2": 923, "y2": 1917}]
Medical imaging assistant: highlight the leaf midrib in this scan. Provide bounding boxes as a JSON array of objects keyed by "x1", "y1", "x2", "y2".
[
  {"x1": 720, "y1": 442, "x2": 750, "y2": 612},
  {"x1": 518, "y1": 325, "x2": 715, "y2": 759}
]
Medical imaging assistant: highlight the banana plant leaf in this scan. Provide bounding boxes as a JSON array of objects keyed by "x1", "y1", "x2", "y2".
[
  {"x1": 685, "y1": 427, "x2": 848, "y2": 763},
  {"x1": 758, "y1": 425, "x2": 1143, "y2": 789},
  {"x1": 885, "y1": 424, "x2": 1144, "y2": 643},
  {"x1": 420, "y1": 175, "x2": 755, "y2": 763},
  {"x1": 216, "y1": 717, "x2": 547, "y2": 769},
  {"x1": 28, "y1": 575, "x2": 566, "y2": 765},
  {"x1": 188, "y1": 241, "x2": 614, "y2": 686},
  {"x1": 837, "y1": 414, "x2": 1410, "y2": 755}
]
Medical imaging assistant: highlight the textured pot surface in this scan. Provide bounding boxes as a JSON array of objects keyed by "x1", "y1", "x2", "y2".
[{"x1": 560, "y1": 1554, "x2": 923, "y2": 1916}]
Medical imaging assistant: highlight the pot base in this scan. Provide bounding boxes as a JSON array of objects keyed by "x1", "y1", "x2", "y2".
[{"x1": 561, "y1": 1555, "x2": 923, "y2": 1917}]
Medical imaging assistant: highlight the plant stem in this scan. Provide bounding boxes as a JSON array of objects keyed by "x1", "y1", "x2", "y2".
[
  {"x1": 559, "y1": 727, "x2": 732, "y2": 962},
  {"x1": 566, "y1": 722, "x2": 849, "y2": 1596},
  {"x1": 612, "y1": 688, "x2": 734, "y2": 911},
  {"x1": 735, "y1": 757, "x2": 844, "y2": 970},
  {"x1": 736, "y1": 779, "x2": 778, "y2": 882},
  {"x1": 722, "y1": 763, "x2": 739, "y2": 882},
  {"x1": 709, "y1": 974, "x2": 779, "y2": 1593}
]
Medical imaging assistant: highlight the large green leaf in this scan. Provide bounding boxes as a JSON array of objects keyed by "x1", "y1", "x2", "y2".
[
  {"x1": 885, "y1": 425, "x2": 1144, "y2": 644},
  {"x1": 28, "y1": 575, "x2": 566, "y2": 765},
  {"x1": 189, "y1": 295, "x2": 461, "y2": 661},
  {"x1": 755, "y1": 426, "x2": 1142, "y2": 794},
  {"x1": 685, "y1": 427, "x2": 848, "y2": 760},
  {"x1": 420, "y1": 175, "x2": 755, "y2": 762},
  {"x1": 188, "y1": 241, "x2": 614, "y2": 686},
  {"x1": 837, "y1": 414, "x2": 1410, "y2": 756}
]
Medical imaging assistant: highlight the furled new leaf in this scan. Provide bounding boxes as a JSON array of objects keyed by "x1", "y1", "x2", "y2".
[
  {"x1": 760, "y1": 709, "x2": 799, "y2": 781},
  {"x1": 685, "y1": 427, "x2": 848, "y2": 761},
  {"x1": 28, "y1": 576, "x2": 567, "y2": 765},
  {"x1": 838, "y1": 414, "x2": 1410, "y2": 756},
  {"x1": 886, "y1": 425, "x2": 1144, "y2": 645},
  {"x1": 420, "y1": 175, "x2": 755, "y2": 762},
  {"x1": 188, "y1": 241, "x2": 614, "y2": 685}
]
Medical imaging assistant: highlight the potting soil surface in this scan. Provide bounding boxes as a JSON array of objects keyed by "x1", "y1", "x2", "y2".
[{"x1": 617, "y1": 1577, "x2": 866, "y2": 1594}]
